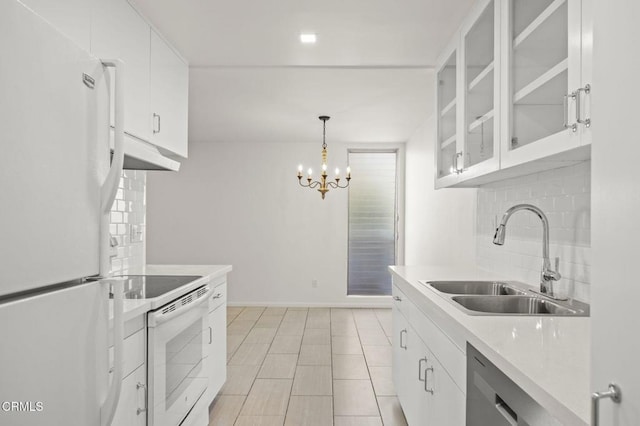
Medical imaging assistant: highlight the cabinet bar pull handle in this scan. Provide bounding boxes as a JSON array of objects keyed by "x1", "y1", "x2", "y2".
[
  {"x1": 400, "y1": 329, "x2": 407, "y2": 350},
  {"x1": 591, "y1": 383, "x2": 621, "y2": 426},
  {"x1": 209, "y1": 326, "x2": 213, "y2": 344},
  {"x1": 563, "y1": 92, "x2": 578, "y2": 132},
  {"x1": 455, "y1": 151, "x2": 464, "y2": 174},
  {"x1": 418, "y1": 357, "x2": 427, "y2": 381},
  {"x1": 424, "y1": 366, "x2": 434, "y2": 394},
  {"x1": 153, "y1": 113, "x2": 161, "y2": 134},
  {"x1": 213, "y1": 293, "x2": 222, "y2": 299},
  {"x1": 576, "y1": 84, "x2": 591, "y2": 128},
  {"x1": 393, "y1": 296, "x2": 402, "y2": 302},
  {"x1": 136, "y1": 382, "x2": 148, "y2": 415}
]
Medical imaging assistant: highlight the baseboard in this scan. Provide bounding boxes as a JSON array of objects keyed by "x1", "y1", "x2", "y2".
[{"x1": 227, "y1": 298, "x2": 392, "y2": 309}]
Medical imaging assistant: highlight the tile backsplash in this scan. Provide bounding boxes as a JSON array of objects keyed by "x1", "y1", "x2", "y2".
[
  {"x1": 476, "y1": 161, "x2": 591, "y2": 302},
  {"x1": 109, "y1": 170, "x2": 146, "y2": 275}
]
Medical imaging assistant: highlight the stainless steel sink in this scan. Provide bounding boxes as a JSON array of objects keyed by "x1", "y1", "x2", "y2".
[
  {"x1": 419, "y1": 280, "x2": 590, "y2": 316},
  {"x1": 451, "y1": 295, "x2": 588, "y2": 316},
  {"x1": 425, "y1": 281, "x2": 527, "y2": 296}
]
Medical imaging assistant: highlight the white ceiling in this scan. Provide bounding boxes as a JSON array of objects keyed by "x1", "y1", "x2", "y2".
[{"x1": 131, "y1": 0, "x2": 474, "y2": 144}]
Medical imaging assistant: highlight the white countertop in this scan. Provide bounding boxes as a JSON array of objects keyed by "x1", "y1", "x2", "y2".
[
  {"x1": 109, "y1": 264, "x2": 232, "y2": 322},
  {"x1": 389, "y1": 265, "x2": 590, "y2": 426}
]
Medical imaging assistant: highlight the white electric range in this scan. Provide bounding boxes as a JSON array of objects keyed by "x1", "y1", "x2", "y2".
[{"x1": 115, "y1": 275, "x2": 211, "y2": 426}]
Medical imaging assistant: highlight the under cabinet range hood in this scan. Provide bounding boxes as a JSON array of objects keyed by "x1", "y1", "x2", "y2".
[{"x1": 112, "y1": 134, "x2": 181, "y2": 171}]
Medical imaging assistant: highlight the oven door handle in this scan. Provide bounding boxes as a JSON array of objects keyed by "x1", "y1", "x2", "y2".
[{"x1": 149, "y1": 286, "x2": 210, "y2": 326}]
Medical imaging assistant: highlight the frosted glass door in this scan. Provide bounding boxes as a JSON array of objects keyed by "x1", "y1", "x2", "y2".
[
  {"x1": 464, "y1": 0, "x2": 497, "y2": 168},
  {"x1": 437, "y1": 51, "x2": 458, "y2": 178}
]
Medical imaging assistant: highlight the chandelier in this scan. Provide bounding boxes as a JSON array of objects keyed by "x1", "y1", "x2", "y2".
[{"x1": 297, "y1": 115, "x2": 351, "y2": 199}]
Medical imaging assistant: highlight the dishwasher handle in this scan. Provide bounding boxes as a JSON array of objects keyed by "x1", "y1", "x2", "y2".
[{"x1": 495, "y1": 395, "x2": 517, "y2": 426}]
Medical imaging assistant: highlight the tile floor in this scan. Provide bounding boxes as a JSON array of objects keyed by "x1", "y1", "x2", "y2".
[{"x1": 209, "y1": 307, "x2": 408, "y2": 426}]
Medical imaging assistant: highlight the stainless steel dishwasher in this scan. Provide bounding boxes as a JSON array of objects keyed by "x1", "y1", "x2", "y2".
[{"x1": 466, "y1": 344, "x2": 562, "y2": 426}]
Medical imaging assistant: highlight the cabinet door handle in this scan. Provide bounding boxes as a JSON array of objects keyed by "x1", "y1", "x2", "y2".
[
  {"x1": 454, "y1": 151, "x2": 464, "y2": 174},
  {"x1": 563, "y1": 92, "x2": 578, "y2": 132},
  {"x1": 424, "y1": 366, "x2": 434, "y2": 394},
  {"x1": 591, "y1": 383, "x2": 621, "y2": 426},
  {"x1": 576, "y1": 84, "x2": 591, "y2": 128},
  {"x1": 209, "y1": 326, "x2": 213, "y2": 344},
  {"x1": 393, "y1": 296, "x2": 402, "y2": 302},
  {"x1": 213, "y1": 293, "x2": 222, "y2": 299},
  {"x1": 153, "y1": 113, "x2": 161, "y2": 134},
  {"x1": 418, "y1": 357, "x2": 427, "y2": 381},
  {"x1": 400, "y1": 329, "x2": 407, "y2": 350},
  {"x1": 136, "y1": 382, "x2": 147, "y2": 415}
]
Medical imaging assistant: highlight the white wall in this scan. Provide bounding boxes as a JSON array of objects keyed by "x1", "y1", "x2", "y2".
[
  {"x1": 146, "y1": 141, "x2": 391, "y2": 306},
  {"x1": 404, "y1": 116, "x2": 477, "y2": 266},
  {"x1": 476, "y1": 162, "x2": 591, "y2": 301}
]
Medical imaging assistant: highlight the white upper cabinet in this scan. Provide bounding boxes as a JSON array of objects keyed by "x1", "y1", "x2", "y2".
[
  {"x1": 435, "y1": 38, "x2": 460, "y2": 188},
  {"x1": 436, "y1": 0, "x2": 501, "y2": 188},
  {"x1": 91, "y1": 0, "x2": 151, "y2": 141},
  {"x1": 19, "y1": 0, "x2": 91, "y2": 51},
  {"x1": 461, "y1": 0, "x2": 501, "y2": 179},
  {"x1": 435, "y1": 0, "x2": 592, "y2": 188},
  {"x1": 150, "y1": 30, "x2": 189, "y2": 158},
  {"x1": 29, "y1": 0, "x2": 190, "y2": 161},
  {"x1": 500, "y1": 0, "x2": 591, "y2": 169}
]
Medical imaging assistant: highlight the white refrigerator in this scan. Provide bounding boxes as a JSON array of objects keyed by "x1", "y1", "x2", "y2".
[{"x1": 0, "y1": 1, "x2": 125, "y2": 425}]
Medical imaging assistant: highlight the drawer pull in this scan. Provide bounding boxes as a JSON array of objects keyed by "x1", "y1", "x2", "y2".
[
  {"x1": 136, "y1": 382, "x2": 147, "y2": 415},
  {"x1": 393, "y1": 296, "x2": 402, "y2": 302},
  {"x1": 424, "y1": 366, "x2": 434, "y2": 394},
  {"x1": 400, "y1": 329, "x2": 407, "y2": 350},
  {"x1": 418, "y1": 357, "x2": 427, "y2": 381},
  {"x1": 212, "y1": 293, "x2": 222, "y2": 299}
]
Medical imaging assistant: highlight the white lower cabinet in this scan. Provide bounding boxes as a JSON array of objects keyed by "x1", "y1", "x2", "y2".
[
  {"x1": 393, "y1": 285, "x2": 465, "y2": 426},
  {"x1": 207, "y1": 305, "x2": 227, "y2": 398},
  {"x1": 108, "y1": 321, "x2": 147, "y2": 426},
  {"x1": 205, "y1": 280, "x2": 228, "y2": 402},
  {"x1": 111, "y1": 364, "x2": 147, "y2": 426},
  {"x1": 392, "y1": 305, "x2": 413, "y2": 419}
]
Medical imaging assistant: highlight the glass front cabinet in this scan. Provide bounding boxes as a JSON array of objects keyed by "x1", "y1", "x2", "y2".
[{"x1": 435, "y1": 0, "x2": 592, "y2": 188}]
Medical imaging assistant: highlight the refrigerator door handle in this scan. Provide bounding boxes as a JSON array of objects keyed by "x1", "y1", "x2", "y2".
[
  {"x1": 99, "y1": 58, "x2": 125, "y2": 426},
  {"x1": 99, "y1": 59, "x2": 126, "y2": 279},
  {"x1": 101, "y1": 278, "x2": 125, "y2": 426},
  {"x1": 100, "y1": 59, "x2": 125, "y2": 216}
]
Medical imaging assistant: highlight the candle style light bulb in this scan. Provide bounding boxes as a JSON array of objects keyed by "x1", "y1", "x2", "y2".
[
  {"x1": 307, "y1": 168, "x2": 313, "y2": 177},
  {"x1": 322, "y1": 163, "x2": 327, "y2": 172},
  {"x1": 298, "y1": 164, "x2": 303, "y2": 172},
  {"x1": 346, "y1": 166, "x2": 351, "y2": 177},
  {"x1": 335, "y1": 168, "x2": 340, "y2": 176}
]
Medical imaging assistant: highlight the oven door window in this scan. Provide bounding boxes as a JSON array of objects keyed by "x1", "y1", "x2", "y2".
[{"x1": 165, "y1": 317, "x2": 205, "y2": 408}]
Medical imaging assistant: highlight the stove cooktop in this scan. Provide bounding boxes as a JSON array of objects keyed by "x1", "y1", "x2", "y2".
[{"x1": 112, "y1": 275, "x2": 203, "y2": 299}]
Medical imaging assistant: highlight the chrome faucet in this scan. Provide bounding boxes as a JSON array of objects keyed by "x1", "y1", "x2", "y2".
[{"x1": 493, "y1": 204, "x2": 564, "y2": 299}]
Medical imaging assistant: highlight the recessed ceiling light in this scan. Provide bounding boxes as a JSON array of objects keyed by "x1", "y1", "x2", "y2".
[{"x1": 300, "y1": 33, "x2": 317, "y2": 44}]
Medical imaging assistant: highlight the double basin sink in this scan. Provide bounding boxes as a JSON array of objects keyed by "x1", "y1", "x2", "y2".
[{"x1": 420, "y1": 281, "x2": 589, "y2": 317}]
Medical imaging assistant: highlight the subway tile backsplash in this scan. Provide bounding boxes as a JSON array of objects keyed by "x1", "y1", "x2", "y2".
[
  {"x1": 109, "y1": 170, "x2": 146, "y2": 275},
  {"x1": 476, "y1": 161, "x2": 591, "y2": 302}
]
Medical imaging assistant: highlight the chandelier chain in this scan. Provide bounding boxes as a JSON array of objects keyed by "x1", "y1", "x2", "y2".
[{"x1": 322, "y1": 119, "x2": 327, "y2": 150}]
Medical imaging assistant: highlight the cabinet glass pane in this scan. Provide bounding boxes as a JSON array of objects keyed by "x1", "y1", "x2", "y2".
[
  {"x1": 437, "y1": 51, "x2": 457, "y2": 178},
  {"x1": 465, "y1": 0, "x2": 495, "y2": 168},
  {"x1": 510, "y1": 0, "x2": 568, "y2": 149}
]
